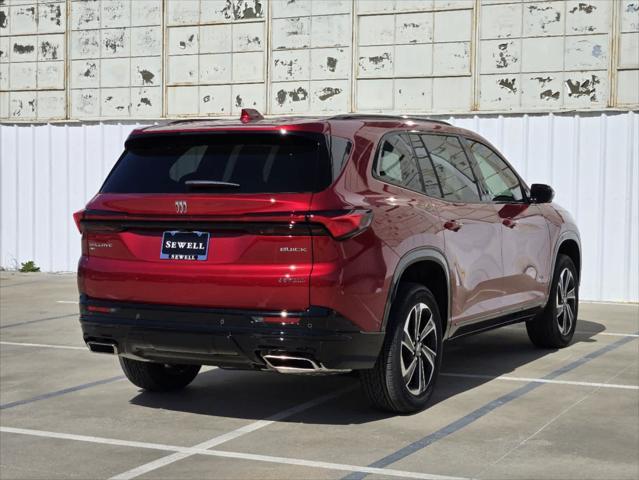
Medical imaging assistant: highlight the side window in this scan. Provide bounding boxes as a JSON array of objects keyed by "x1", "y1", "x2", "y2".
[
  {"x1": 330, "y1": 136, "x2": 352, "y2": 179},
  {"x1": 467, "y1": 141, "x2": 524, "y2": 202},
  {"x1": 407, "y1": 134, "x2": 444, "y2": 198},
  {"x1": 420, "y1": 134, "x2": 482, "y2": 202},
  {"x1": 375, "y1": 133, "x2": 423, "y2": 191}
]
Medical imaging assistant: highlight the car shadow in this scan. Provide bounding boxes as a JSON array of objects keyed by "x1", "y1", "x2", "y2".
[{"x1": 128, "y1": 319, "x2": 605, "y2": 425}]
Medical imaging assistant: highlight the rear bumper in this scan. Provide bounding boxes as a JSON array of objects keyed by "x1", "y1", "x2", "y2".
[{"x1": 79, "y1": 296, "x2": 383, "y2": 370}]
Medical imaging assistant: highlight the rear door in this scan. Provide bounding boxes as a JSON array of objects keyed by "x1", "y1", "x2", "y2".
[
  {"x1": 416, "y1": 133, "x2": 505, "y2": 327},
  {"x1": 79, "y1": 132, "x2": 331, "y2": 312}
]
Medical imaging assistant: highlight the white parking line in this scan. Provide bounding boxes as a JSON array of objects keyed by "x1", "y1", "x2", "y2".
[
  {"x1": 110, "y1": 385, "x2": 358, "y2": 480},
  {"x1": 503, "y1": 324, "x2": 638, "y2": 338},
  {"x1": 0, "y1": 341, "x2": 86, "y2": 351},
  {"x1": 0, "y1": 426, "x2": 465, "y2": 480},
  {"x1": 56, "y1": 300, "x2": 79, "y2": 304},
  {"x1": 592, "y1": 332, "x2": 639, "y2": 338},
  {"x1": 441, "y1": 372, "x2": 639, "y2": 390}
]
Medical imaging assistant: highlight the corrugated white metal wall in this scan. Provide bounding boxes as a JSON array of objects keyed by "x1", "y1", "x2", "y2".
[{"x1": 1, "y1": 111, "x2": 637, "y2": 302}]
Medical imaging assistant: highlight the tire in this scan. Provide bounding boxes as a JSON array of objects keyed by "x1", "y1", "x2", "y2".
[
  {"x1": 119, "y1": 357, "x2": 201, "y2": 392},
  {"x1": 360, "y1": 283, "x2": 443, "y2": 414},
  {"x1": 526, "y1": 254, "x2": 579, "y2": 349}
]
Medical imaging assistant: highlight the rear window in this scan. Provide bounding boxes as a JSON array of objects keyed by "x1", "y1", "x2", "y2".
[{"x1": 101, "y1": 133, "x2": 333, "y2": 194}]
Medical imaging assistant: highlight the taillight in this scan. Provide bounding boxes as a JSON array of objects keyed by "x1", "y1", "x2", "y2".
[
  {"x1": 73, "y1": 209, "x2": 85, "y2": 233},
  {"x1": 82, "y1": 223, "x2": 124, "y2": 233},
  {"x1": 307, "y1": 210, "x2": 373, "y2": 240}
]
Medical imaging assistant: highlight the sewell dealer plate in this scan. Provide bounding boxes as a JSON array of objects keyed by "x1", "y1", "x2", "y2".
[{"x1": 160, "y1": 231, "x2": 210, "y2": 261}]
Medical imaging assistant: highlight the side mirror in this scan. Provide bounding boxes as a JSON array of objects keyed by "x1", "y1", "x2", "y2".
[{"x1": 530, "y1": 183, "x2": 555, "y2": 204}]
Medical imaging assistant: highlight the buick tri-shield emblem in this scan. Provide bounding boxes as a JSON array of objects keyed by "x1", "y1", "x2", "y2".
[{"x1": 175, "y1": 200, "x2": 187, "y2": 214}]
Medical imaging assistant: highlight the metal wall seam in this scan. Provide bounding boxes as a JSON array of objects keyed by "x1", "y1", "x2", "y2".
[
  {"x1": 609, "y1": 0, "x2": 621, "y2": 107},
  {"x1": 597, "y1": 114, "x2": 607, "y2": 299},
  {"x1": 161, "y1": 0, "x2": 168, "y2": 118},
  {"x1": 471, "y1": 0, "x2": 480, "y2": 111},
  {"x1": 350, "y1": 0, "x2": 357, "y2": 113},
  {"x1": 624, "y1": 111, "x2": 638, "y2": 301},
  {"x1": 265, "y1": 0, "x2": 273, "y2": 115}
]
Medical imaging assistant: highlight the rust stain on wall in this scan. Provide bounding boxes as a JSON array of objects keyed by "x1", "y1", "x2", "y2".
[
  {"x1": 527, "y1": 4, "x2": 561, "y2": 33},
  {"x1": 40, "y1": 41, "x2": 59, "y2": 60},
  {"x1": 533, "y1": 76, "x2": 553, "y2": 87},
  {"x1": 317, "y1": 87, "x2": 342, "y2": 101},
  {"x1": 12, "y1": 98, "x2": 36, "y2": 117},
  {"x1": 368, "y1": 53, "x2": 390, "y2": 65},
  {"x1": 540, "y1": 89, "x2": 560, "y2": 101},
  {"x1": 566, "y1": 75, "x2": 600, "y2": 101},
  {"x1": 496, "y1": 42, "x2": 517, "y2": 69},
  {"x1": 104, "y1": 95, "x2": 128, "y2": 112},
  {"x1": 77, "y1": 5, "x2": 99, "y2": 27},
  {"x1": 137, "y1": 68, "x2": 155, "y2": 85},
  {"x1": 179, "y1": 34, "x2": 196, "y2": 50},
  {"x1": 104, "y1": 31, "x2": 126, "y2": 54},
  {"x1": 274, "y1": 58, "x2": 298, "y2": 78},
  {"x1": 41, "y1": 3, "x2": 62, "y2": 27},
  {"x1": 498, "y1": 78, "x2": 517, "y2": 93},
  {"x1": 569, "y1": 3, "x2": 595, "y2": 14},
  {"x1": 276, "y1": 87, "x2": 308, "y2": 106},
  {"x1": 83, "y1": 62, "x2": 97, "y2": 79},
  {"x1": 76, "y1": 91, "x2": 97, "y2": 115},
  {"x1": 13, "y1": 43, "x2": 35, "y2": 55},
  {"x1": 220, "y1": 0, "x2": 264, "y2": 21}
]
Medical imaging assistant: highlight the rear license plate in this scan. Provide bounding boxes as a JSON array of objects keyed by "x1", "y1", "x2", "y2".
[{"x1": 160, "y1": 231, "x2": 210, "y2": 261}]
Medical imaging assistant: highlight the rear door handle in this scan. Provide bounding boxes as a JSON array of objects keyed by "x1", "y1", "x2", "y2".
[
  {"x1": 444, "y1": 220, "x2": 463, "y2": 232},
  {"x1": 502, "y1": 219, "x2": 517, "y2": 229}
]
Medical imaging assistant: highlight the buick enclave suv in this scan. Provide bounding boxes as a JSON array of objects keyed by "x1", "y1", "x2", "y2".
[{"x1": 75, "y1": 110, "x2": 581, "y2": 413}]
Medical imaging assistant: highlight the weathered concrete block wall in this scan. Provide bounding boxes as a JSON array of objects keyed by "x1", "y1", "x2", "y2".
[
  {"x1": 1, "y1": 0, "x2": 637, "y2": 120},
  {"x1": 1, "y1": 0, "x2": 66, "y2": 119},
  {"x1": 165, "y1": 0, "x2": 266, "y2": 116},
  {"x1": 68, "y1": 0, "x2": 163, "y2": 118}
]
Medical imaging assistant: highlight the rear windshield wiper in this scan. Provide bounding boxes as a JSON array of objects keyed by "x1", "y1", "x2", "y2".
[{"x1": 184, "y1": 180, "x2": 241, "y2": 189}]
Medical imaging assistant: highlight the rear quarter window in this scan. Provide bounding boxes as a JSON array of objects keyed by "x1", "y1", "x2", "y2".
[{"x1": 374, "y1": 133, "x2": 423, "y2": 192}]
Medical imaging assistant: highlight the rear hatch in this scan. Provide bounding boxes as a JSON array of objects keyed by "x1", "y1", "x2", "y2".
[{"x1": 78, "y1": 131, "x2": 332, "y2": 312}]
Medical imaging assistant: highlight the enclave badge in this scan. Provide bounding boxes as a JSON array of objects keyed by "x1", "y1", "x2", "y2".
[{"x1": 175, "y1": 200, "x2": 187, "y2": 214}]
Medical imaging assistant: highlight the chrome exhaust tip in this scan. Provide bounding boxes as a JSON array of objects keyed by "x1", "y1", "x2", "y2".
[
  {"x1": 86, "y1": 340, "x2": 118, "y2": 355},
  {"x1": 262, "y1": 354, "x2": 350, "y2": 375}
]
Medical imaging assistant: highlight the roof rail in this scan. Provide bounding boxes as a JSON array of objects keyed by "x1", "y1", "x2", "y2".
[
  {"x1": 167, "y1": 118, "x2": 209, "y2": 125},
  {"x1": 329, "y1": 114, "x2": 451, "y2": 126}
]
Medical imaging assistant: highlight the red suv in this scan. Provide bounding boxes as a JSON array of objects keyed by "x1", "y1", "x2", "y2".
[{"x1": 75, "y1": 111, "x2": 581, "y2": 413}]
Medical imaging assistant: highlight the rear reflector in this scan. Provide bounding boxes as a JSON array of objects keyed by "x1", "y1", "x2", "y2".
[
  {"x1": 307, "y1": 210, "x2": 373, "y2": 240},
  {"x1": 262, "y1": 316, "x2": 301, "y2": 325},
  {"x1": 87, "y1": 305, "x2": 113, "y2": 314},
  {"x1": 255, "y1": 310, "x2": 301, "y2": 325}
]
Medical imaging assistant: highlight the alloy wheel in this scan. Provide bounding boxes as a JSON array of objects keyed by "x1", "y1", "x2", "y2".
[
  {"x1": 400, "y1": 303, "x2": 438, "y2": 396},
  {"x1": 556, "y1": 268, "x2": 576, "y2": 336}
]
